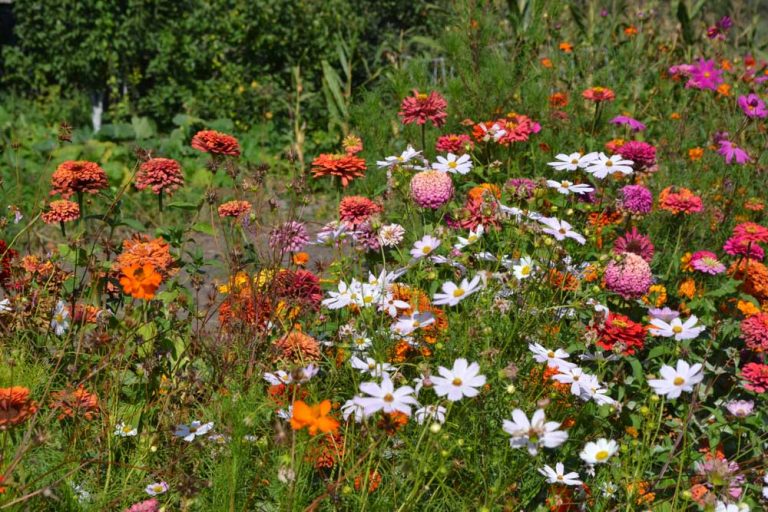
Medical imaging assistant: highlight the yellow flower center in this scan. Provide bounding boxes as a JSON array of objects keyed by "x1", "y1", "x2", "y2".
[
  {"x1": 561, "y1": 181, "x2": 571, "y2": 188},
  {"x1": 452, "y1": 378, "x2": 463, "y2": 386},
  {"x1": 547, "y1": 351, "x2": 555, "y2": 358},
  {"x1": 605, "y1": 160, "x2": 613, "y2": 167},
  {"x1": 383, "y1": 393, "x2": 394, "y2": 403},
  {"x1": 448, "y1": 161, "x2": 457, "y2": 169},
  {"x1": 422, "y1": 246, "x2": 431, "y2": 254},
  {"x1": 672, "y1": 325, "x2": 683, "y2": 334},
  {"x1": 673, "y1": 377, "x2": 685, "y2": 386},
  {"x1": 595, "y1": 450, "x2": 609, "y2": 461},
  {"x1": 452, "y1": 288, "x2": 465, "y2": 298}
]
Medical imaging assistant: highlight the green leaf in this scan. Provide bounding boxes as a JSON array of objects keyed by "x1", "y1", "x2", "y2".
[
  {"x1": 192, "y1": 222, "x2": 215, "y2": 236},
  {"x1": 167, "y1": 201, "x2": 200, "y2": 211}
]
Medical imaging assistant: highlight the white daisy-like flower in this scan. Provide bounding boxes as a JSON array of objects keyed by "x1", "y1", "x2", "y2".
[
  {"x1": 322, "y1": 280, "x2": 353, "y2": 310},
  {"x1": 357, "y1": 375, "x2": 419, "y2": 417},
  {"x1": 145, "y1": 481, "x2": 169, "y2": 496},
  {"x1": 528, "y1": 342, "x2": 575, "y2": 371},
  {"x1": 341, "y1": 397, "x2": 366, "y2": 422},
  {"x1": 414, "y1": 404, "x2": 447, "y2": 424},
  {"x1": 433, "y1": 153, "x2": 473, "y2": 175},
  {"x1": 649, "y1": 315, "x2": 706, "y2": 341},
  {"x1": 376, "y1": 145, "x2": 421, "y2": 169},
  {"x1": 51, "y1": 300, "x2": 70, "y2": 336},
  {"x1": 539, "y1": 217, "x2": 586, "y2": 244},
  {"x1": 584, "y1": 153, "x2": 634, "y2": 179},
  {"x1": 173, "y1": 421, "x2": 214, "y2": 442},
  {"x1": 114, "y1": 422, "x2": 138, "y2": 437},
  {"x1": 430, "y1": 358, "x2": 486, "y2": 401},
  {"x1": 547, "y1": 152, "x2": 599, "y2": 171},
  {"x1": 538, "y1": 463, "x2": 582, "y2": 486},
  {"x1": 546, "y1": 179, "x2": 595, "y2": 195},
  {"x1": 410, "y1": 235, "x2": 441, "y2": 259},
  {"x1": 647, "y1": 359, "x2": 704, "y2": 399},
  {"x1": 350, "y1": 356, "x2": 392, "y2": 378},
  {"x1": 392, "y1": 311, "x2": 435, "y2": 336},
  {"x1": 454, "y1": 225, "x2": 484, "y2": 250},
  {"x1": 580, "y1": 438, "x2": 619, "y2": 465},
  {"x1": 513, "y1": 256, "x2": 535, "y2": 280},
  {"x1": 502, "y1": 408, "x2": 568, "y2": 455},
  {"x1": 432, "y1": 275, "x2": 483, "y2": 307}
]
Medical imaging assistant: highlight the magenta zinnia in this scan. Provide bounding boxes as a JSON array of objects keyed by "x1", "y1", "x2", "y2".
[{"x1": 398, "y1": 90, "x2": 448, "y2": 127}]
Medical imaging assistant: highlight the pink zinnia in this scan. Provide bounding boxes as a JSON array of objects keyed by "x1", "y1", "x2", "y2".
[
  {"x1": 718, "y1": 140, "x2": 750, "y2": 165},
  {"x1": 398, "y1": 90, "x2": 448, "y2": 127},
  {"x1": 619, "y1": 185, "x2": 653, "y2": 214},
  {"x1": 733, "y1": 222, "x2": 768, "y2": 244},
  {"x1": 435, "y1": 134, "x2": 473, "y2": 154},
  {"x1": 686, "y1": 59, "x2": 723, "y2": 90},
  {"x1": 737, "y1": 93, "x2": 767, "y2": 119},
  {"x1": 741, "y1": 362, "x2": 768, "y2": 393},
  {"x1": 603, "y1": 252, "x2": 653, "y2": 299},
  {"x1": 124, "y1": 499, "x2": 160, "y2": 512},
  {"x1": 610, "y1": 115, "x2": 646, "y2": 131},
  {"x1": 135, "y1": 158, "x2": 184, "y2": 196},
  {"x1": 617, "y1": 140, "x2": 656, "y2": 170},
  {"x1": 740, "y1": 312, "x2": 768, "y2": 352},
  {"x1": 410, "y1": 170, "x2": 454, "y2": 209},
  {"x1": 723, "y1": 236, "x2": 765, "y2": 260},
  {"x1": 613, "y1": 227, "x2": 654, "y2": 262},
  {"x1": 690, "y1": 251, "x2": 726, "y2": 275}
]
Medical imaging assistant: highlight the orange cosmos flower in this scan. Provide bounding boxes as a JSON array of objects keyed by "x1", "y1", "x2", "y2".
[
  {"x1": 119, "y1": 264, "x2": 162, "y2": 300},
  {"x1": 688, "y1": 147, "x2": 704, "y2": 161},
  {"x1": 290, "y1": 400, "x2": 339, "y2": 435},
  {"x1": 540, "y1": 58, "x2": 553, "y2": 68},
  {"x1": 624, "y1": 25, "x2": 638, "y2": 36},
  {"x1": 559, "y1": 42, "x2": 573, "y2": 53},
  {"x1": 716, "y1": 83, "x2": 731, "y2": 96}
]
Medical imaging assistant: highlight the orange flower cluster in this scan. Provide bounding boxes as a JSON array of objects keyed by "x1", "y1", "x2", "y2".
[
  {"x1": 390, "y1": 284, "x2": 448, "y2": 346},
  {"x1": 310, "y1": 153, "x2": 367, "y2": 187},
  {"x1": 273, "y1": 330, "x2": 322, "y2": 362},
  {"x1": 730, "y1": 259, "x2": 768, "y2": 302},
  {"x1": 354, "y1": 471, "x2": 382, "y2": 493},
  {"x1": 218, "y1": 200, "x2": 252, "y2": 219},
  {"x1": 120, "y1": 264, "x2": 162, "y2": 300},
  {"x1": 113, "y1": 236, "x2": 175, "y2": 277},
  {"x1": 290, "y1": 400, "x2": 339, "y2": 435},
  {"x1": 50, "y1": 160, "x2": 108, "y2": 199},
  {"x1": 135, "y1": 157, "x2": 184, "y2": 195},
  {"x1": 50, "y1": 386, "x2": 100, "y2": 421},
  {"x1": 0, "y1": 386, "x2": 38, "y2": 430}
]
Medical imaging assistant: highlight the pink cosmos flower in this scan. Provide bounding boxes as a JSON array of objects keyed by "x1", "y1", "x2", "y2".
[
  {"x1": 686, "y1": 59, "x2": 723, "y2": 90},
  {"x1": 609, "y1": 115, "x2": 646, "y2": 131},
  {"x1": 718, "y1": 140, "x2": 750, "y2": 165},
  {"x1": 737, "y1": 94, "x2": 768, "y2": 118}
]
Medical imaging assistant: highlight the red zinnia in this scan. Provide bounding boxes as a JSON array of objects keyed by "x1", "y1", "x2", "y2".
[
  {"x1": 398, "y1": 89, "x2": 448, "y2": 127},
  {"x1": 50, "y1": 161, "x2": 108, "y2": 198},
  {"x1": 593, "y1": 312, "x2": 647, "y2": 355},
  {"x1": 741, "y1": 362, "x2": 768, "y2": 393},
  {"x1": 310, "y1": 153, "x2": 367, "y2": 187},
  {"x1": 659, "y1": 186, "x2": 703, "y2": 214},
  {"x1": 338, "y1": 196, "x2": 382, "y2": 226},
  {"x1": 135, "y1": 158, "x2": 184, "y2": 195},
  {"x1": 582, "y1": 87, "x2": 616, "y2": 102},
  {"x1": 191, "y1": 130, "x2": 241, "y2": 156}
]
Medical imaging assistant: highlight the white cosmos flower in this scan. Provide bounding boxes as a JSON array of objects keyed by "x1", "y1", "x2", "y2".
[
  {"x1": 353, "y1": 283, "x2": 382, "y2": 308},
  {"x1": 454, "y1": 225, "x2": 484, "y2": 250},
  {"x1": 0, "y1": 298, "x2": 11, "y2": 313},
  {"x1": 513, "y1": 256, "x2": 535, "y2": 280},
  {"x1": 551, "y1": 367, "x2": 595, "y2": 396},
  {"x1": 51, "y1": 300, "x2": 70, "y2": 336},
  {"x1": 114, "y1": 422, "x2": 138, "y2": 437},
  {"x1": 350, "y1": 334, "x2": 372, "y2": 352},
  {"x1": 414, "y1": 404, "x2": 447, "y2": 424},
  {"x1": 539, "y1": 217, "x2": 586, "y2": 244},
  {"x1": 547, "y1": 152, "x2": 599, "y2": 171},
  {"x1": 145, "y1": 481, "x2": 169, "y2": 496},
  {"x1": 431, "y1": 358, "x2": 486, "y2": 401},
  {"x1": 322, "y1": 281, "x2": 353, "y2": 310},
  {"x1": 376, "y1": 145, "x2": 421, "y2": 168},
  {"x1": 392, "y1": 311, "x2": 435, "y2": 336},
  {"x1": 433, "y1": 153, "x2": 473, "y2": 175},
  {"x1": 538, "y1": 463, "x2": 582, "y2": 486},
  {"x1": 502, "y1": 408, "x2": 569, "y2": 455},
  {"x1": 357, "y1": 375, "x2": 419, "y2": 417},
  {"x1": 528, "y1": 342, "x2": 575, "y2": 371},
  {"x1": 411, "y1": 235, "x2": 441, "y2": 259},
  {"x1": 585, "y1": 153, "x2": 634, "y2": 178},
  {"x1": 546, "y1": 179, "x2": 595, "y2": 195},
  {"x1": 341, "y1": 397, "x2": 366, "y2": 422},
  {"x1": 477, "y1": 122, "x2": 507, "y2": 142},
  {"x1": 378, "y1": 292, "x2": 410, "y2": 318},
  {"x1": 715, "y1": 502, "x2": 750, "y2": 512},
  {"x1": 432, "y1": 275, "x2": 482, "y2": 307},
  {"x1": 649, "y1": 315, "x2": 706, "y2": 341},
  {"x1": 174, "y1": 421, "x2": 214, "y2": 442},
  {"x1": 647, "y1": 359, "x2": 703, "y2": 399},
  {"x1": 580, "y1": 438, "x2": 618, "y2": 465},
  {"x1": 350, "y1": 356, "x2": 392, "y2": 378}
]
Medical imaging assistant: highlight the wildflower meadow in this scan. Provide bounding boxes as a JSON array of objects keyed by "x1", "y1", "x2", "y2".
[{"x1": 2, "y1": 1, "x2": 768, "y2": 511}]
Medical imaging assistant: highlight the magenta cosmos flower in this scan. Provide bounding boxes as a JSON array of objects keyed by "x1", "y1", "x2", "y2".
[
  {"x1": 737, "y1": 93, "x2": 768, "y2": 119},
  {"x1": 686, "y1": 59, "x2": 723, "y2": 91},
  {"x1": 609, "y1": 115, "x2": 646, "y2": 131},
  {"x1": 690, "y1": 251, "x2": 725, "y2": 275},
  {"x1": 718, "y1": 140, "x2": 750, "y2": 165}
]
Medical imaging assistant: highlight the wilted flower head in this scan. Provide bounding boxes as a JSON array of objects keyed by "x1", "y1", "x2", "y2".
[
  {"x1": 191, "y1": 130, "x2": 241, "y2": 156},
  {"x1": 0, "y1": 386, "x2": 38, "y2": 430},
  {"x1": 50, "y1": 386, "x2": 100, "y2": 421},
  {"x1": 398, "y1": 90, "x2": 448, "y2": 127},
  {"x1": 724, "y1": 399, "x2": 754, "y2": 418}
]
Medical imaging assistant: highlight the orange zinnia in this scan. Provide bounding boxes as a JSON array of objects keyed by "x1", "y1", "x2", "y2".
[
  {"x1": 0, "y1": 386, "x2": 38, "y2": 430},
  {"x1": 119, "y1": 264, "x2": 162, "y2": 300},
  {"x1": 290, "y1": 400, "x2": 339, "y2": 435}
]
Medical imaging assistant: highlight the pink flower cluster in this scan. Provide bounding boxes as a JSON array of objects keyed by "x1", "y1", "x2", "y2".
[
  {"x1": 603, "y1": 252, "x2": 653, "y2": 299},
  {"x1": 740, "y1": 313, "x2": 768, "y2": 352},
  {"x1": 690, "y1": 251, "x2": 725, "y2": 275},
  {"x1": 723, "y1": 222, "x2": 768, "y2": 259},
  {"x1": 410, "y1": 170, "x2": 454, "y2": 209}
]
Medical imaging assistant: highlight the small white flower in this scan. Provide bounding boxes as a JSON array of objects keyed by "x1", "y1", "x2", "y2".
[
  {"x1": 433, "y1": 153, "x2": 473, "y2": 175},
  {"x1": 145, "y1": 481, "x2": 169, "y2": 496},
  {"x1": 585, "y1": 153, "x2": 634, "y2": 179},
  {"x1": 432, "y1": 275, "x2": 483, "y2": 307},
  {"x1": 649, "y1": 315, "x2": 706, "y2": 341},
  {"x1": 414, "y1": 404, "x2": 447, "y2": 424},
  {"x1": 551, "y1": 366, "x2": 595, "y2": 396},
  {"x1": 0, "y1": 298, "x2": 11, "y2": 313},
  {"x1": 173, "y1": 421, "x2": 214, "y2": 442},
  {"x1": 376, "y1": 145, "x2": 421, "y2": 169},
  {"x1": 341, "y1": 397, "x2": 366, "y2": 422},
  {"x1": 477, "y1": 122, "x2": 507, "y2": 142},
  {"x1": 546, "y1": 179, "x2": 595, "y2": 195},
  {"x1": 715, "y1": 502, "x2": 750, "y2": 512},
  {"x1": 431, "y1": 358, "x2": 486, "y2": 401},
  {"x1": 392, "y1": 311, "x2": 435, "y2": 336},
  {"x1": 51, "y1": 300, "x2": 70, "y2": 336},
  {"x1": 454, "y1": 225, "x2": 484, "y2": 250},
  {"x1": 547, "y1": 152, "x2": 599, "y2": 171},
  {"x1": 538, "y1": 463, "x2": 582, "y2": 486},
  {"x1": 357, "y1": 375, "x2": 419, "y2": 417},
  {"x1": 350, "y1": 334, "x2": 372, "y2": 352},
  {"x1": 528, "y1": 343, "x2": 575, "y2": 371},
  {"x1": 410, "y1": 235, "x2": 441, "y2": 259},
  {"x1": 350, "y1": 356, "x2": 392, "y2": 378},
  {"x1": 114, "y1": 422, "x2": 138, "y2": 437},
  {"x1": 580, "y1": 438, "x2": 618, "y2": 465},
  {"x1": 322, "y1": 281, "x2": 353, "y2": 310},
  {"x1": 539, "y1": 217, "x2": 586, "y2": 244},
  {"x1": 378, "y1": 224, "x2": 406, "y2": 247},
  {"x1": 647, "y1": 359, "x2": 704, "y2": 399},
  {"x1": 513, "y1": 256, "x2": 535, "y2": 280},
  {"x1": 502, "y1": 408, "x2": 569, "y2": 455}
]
